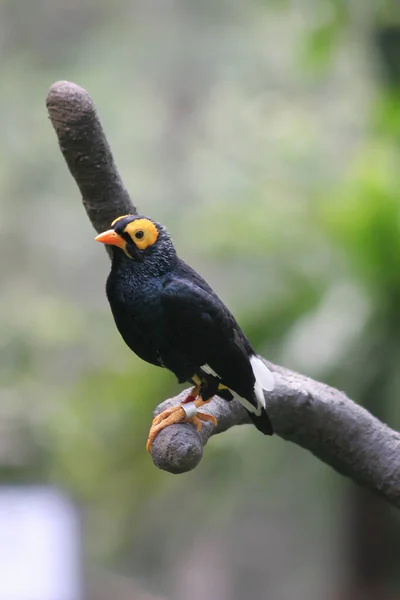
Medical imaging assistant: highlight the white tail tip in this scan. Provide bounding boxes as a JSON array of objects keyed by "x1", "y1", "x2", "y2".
[{"x1": 250, "y1": 355, "x2": 274, "y2": 392}]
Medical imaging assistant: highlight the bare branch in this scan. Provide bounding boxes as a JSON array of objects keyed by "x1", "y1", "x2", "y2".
[
  {"x1": 46, "y1": 81, "x2": 400, "y2": 509},
  {"x1": 46, "y1": 81, "x2": 136, "y2": 245}
]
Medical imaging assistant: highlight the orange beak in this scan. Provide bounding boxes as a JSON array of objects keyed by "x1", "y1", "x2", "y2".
[{"x1": 95, "y1": 229, "x2": 126, "y2": 250}]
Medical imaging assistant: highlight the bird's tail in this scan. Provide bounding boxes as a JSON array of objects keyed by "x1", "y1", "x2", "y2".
[
  {"x1": 219, "y1": 355, "x2": 274, "y2": 435},
  {"x1": 247, "y1": 355, "x2": 274, "y2": 434},
  {"x1": 247, "y1": 406, "x2": 274, "y2": 435}
]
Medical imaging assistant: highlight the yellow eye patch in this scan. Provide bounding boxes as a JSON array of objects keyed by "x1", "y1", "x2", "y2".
[{"x1": 124, "y1": 218, "x2": 159, "y2": 250}]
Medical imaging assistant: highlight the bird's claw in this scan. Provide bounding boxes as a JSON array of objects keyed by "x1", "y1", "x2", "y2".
[
  {"x1": 150, "y1": 405, "x2": 182, "y2": 427},
  {"x1": 184, "y1": 412, "x2": 218, "y2": 432},
  {"x1": 146, "y1": 401, "x2": 217, "y2": 452},
  {"x1": 146, "y1": 405, "x2": 186, "y2": 452}
]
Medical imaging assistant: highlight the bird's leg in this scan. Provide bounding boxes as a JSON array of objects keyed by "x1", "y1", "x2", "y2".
[
  {"x1": 184, "y1": 374, "x2": 219, "y2": 430},
  {"x1": 150, "y1": 385, "x2": 200, "y2": 428},
  {"x1": 183, "y1": 401, "x2": 217, "y2": 431},
  {"x1": 146, "y1": 385, "x2": 217, "y2": 452},
  {"x1": 182, "y1": 389, "x2": 218, "y2": 430}
]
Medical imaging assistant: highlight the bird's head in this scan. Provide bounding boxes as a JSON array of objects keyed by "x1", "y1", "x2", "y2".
[{"x1": 95, "y1": 214, "x2": 176, "y2": 268}]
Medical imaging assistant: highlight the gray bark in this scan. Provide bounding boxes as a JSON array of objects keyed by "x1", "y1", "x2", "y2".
[{"x1": 46, "y1": 81, "x2": 400, "y2": 509}]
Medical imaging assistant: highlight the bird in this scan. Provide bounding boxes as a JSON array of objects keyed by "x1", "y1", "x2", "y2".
[{"x1": 95, "y1": 214, "x2": 274, "y2": 451}]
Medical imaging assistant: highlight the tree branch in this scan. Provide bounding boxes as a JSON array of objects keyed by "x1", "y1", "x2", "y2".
[
  {"x1": 150, "y1": 365, "x2": 400, "y2": 508},
  {"x1": 46, "y1": 81, "x2": 400, "y2": 509},
  {"x1": 46, "y1": 80, "x2": 137, "y2": 254}
]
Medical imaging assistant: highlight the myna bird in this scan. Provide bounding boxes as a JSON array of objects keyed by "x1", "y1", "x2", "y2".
[{"x1": 95, "y1": 215, "x2": 274, "y2": 451}]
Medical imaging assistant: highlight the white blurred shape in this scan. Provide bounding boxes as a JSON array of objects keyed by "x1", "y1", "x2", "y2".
[{"x1": 0, "y1": 486, "x2": 81, "y2": 600}]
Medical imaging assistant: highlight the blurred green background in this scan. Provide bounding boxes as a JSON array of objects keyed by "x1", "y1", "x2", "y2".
[{"x1": 1, "y1": 1, "x2": 400, "y2": 599}]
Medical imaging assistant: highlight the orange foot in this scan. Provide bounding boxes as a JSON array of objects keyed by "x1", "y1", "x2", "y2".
[{"x1": 146, "y1": 388, "x2": 217, "y2": 452}]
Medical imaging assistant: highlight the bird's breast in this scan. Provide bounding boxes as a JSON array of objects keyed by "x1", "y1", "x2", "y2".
[{"x1": 106, "y1": 272, "x2": 166, "y2": 366}]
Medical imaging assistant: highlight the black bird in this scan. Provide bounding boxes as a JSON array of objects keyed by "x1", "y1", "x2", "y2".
[{"x1": 95, "y1": 214, "x2": 274, "y2": 450}]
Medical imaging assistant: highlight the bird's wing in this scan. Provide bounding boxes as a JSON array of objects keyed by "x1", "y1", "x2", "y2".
[{"x1": 160, "y1": 278, "x2": 256, "y2": 399}]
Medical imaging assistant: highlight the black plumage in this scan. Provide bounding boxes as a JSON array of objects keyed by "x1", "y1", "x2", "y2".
[{"x1": 96, "y1": 214, "x2": 274, "y2": 441}]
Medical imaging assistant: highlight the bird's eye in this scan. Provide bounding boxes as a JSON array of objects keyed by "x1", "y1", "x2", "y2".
[{"x1": 135, "y1": 230, "x2": 144, "y2": 240}]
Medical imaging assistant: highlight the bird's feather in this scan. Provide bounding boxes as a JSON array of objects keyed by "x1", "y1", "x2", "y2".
[
  {"x1": 250, "y1": 355, "x2": 274, "y2": 409},
  {"x1": 161, "y1": 271, "x2": 273, "y2": 422},
  {"x1": 160, "y1": 274, "x2": 257, "y2": 401}
]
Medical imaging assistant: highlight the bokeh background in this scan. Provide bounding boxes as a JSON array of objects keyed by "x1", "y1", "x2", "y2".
[{"x1": 1, "y1": 1, "x2": 400, "y2": 599}]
